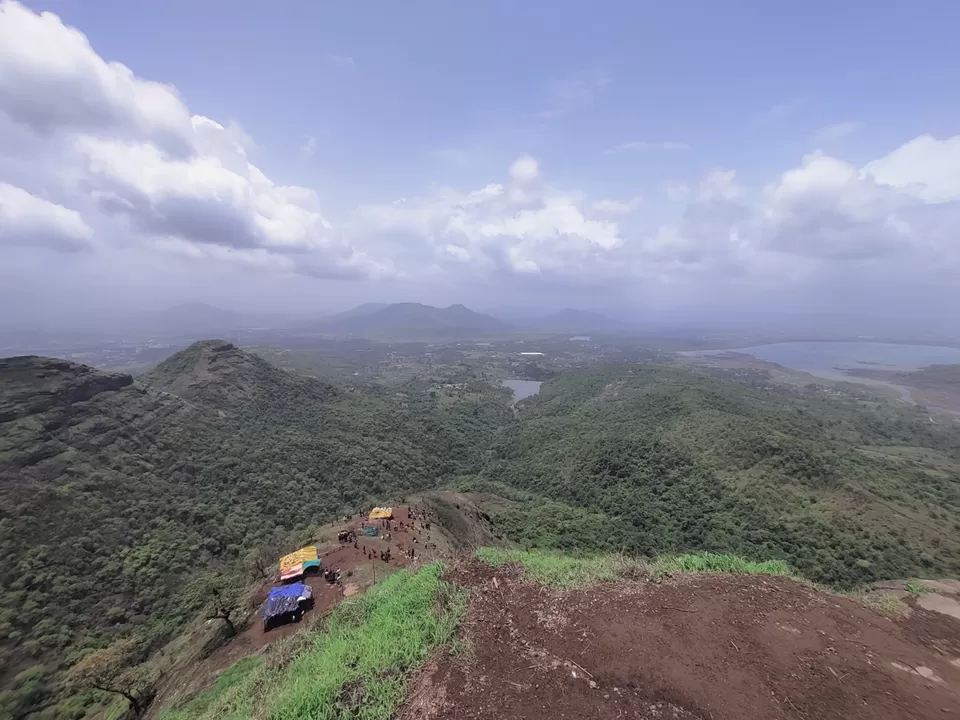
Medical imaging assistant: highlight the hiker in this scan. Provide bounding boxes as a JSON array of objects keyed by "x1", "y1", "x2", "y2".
[
  {"x1": 410, "y1": 547, "x2": 415, "y2": 560},
  {"x1": 353, "y1": 540, "x2": 358, "y2": 549}
]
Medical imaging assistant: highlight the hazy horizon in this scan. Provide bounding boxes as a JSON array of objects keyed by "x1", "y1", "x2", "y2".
[{"x1": 1, "y1": 1, "x2": 959, "y2": 338}]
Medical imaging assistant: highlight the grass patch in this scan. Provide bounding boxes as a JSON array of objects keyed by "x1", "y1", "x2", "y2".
[
  {"x1": 475, "y1": 547, "x2": 795, "y2": 588},
  {"x1": 163, "y1": 656, "x2": 261, "y2": 719},
  {"x1": 475, "y1": 547, "x2": 622, "y2": 588},
  {"x1": 652, "y1": 553, "x2": 793, "y2": 577},
  {"x1": 904, "y1": 581, "x2": 935, "y2": 596},
  {"x1": 853, "y1": 591, "x2": 910, "y2": 619},
  {"x1": 161, "y1": 562, "x2": 465, "y2": 720}
]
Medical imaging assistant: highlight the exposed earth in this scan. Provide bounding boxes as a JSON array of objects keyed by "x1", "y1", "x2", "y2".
[{"x1": 399, "y1": 561, "x2": 960, "y2": 720}]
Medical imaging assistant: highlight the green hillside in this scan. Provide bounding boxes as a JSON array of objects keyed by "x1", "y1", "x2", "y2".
[
  {"x1": 3, "y1": 346, "x2": 960, "y2": 717},
  {"x1": 482, "y1": 365, "x2": 960, "y2": 586},
  {"x1": 0, "y1": 343, "x2": 511, "y2": 718}
]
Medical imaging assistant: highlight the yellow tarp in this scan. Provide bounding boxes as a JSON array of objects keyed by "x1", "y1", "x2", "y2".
[
  {"x1": 279, "y1": 545, "x2": 318, "y2": 571},
  {"x1": 369, "y1": 507, "x2": 393, "y2": 520}
]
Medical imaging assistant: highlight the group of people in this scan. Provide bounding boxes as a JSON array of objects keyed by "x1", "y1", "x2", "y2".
[{"x1": 323, "y1": 567, "x2": 343, "y2": 585}]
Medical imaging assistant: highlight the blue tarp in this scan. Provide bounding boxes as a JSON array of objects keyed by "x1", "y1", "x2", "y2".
[
  {"x1": 263, "y1": 583, "x2": 312, "y2": 622},
  {"x1": 267, "y1": 583, "x2": 307, "y2": 599}
]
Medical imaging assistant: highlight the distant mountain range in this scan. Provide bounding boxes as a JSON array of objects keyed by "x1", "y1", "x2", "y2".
[
  {"x1": 307, "y1": 302, "x2": 512, "y2": 339},
  {"x1": 116, "y1": 301, "x2": 628, "y2": 341}
]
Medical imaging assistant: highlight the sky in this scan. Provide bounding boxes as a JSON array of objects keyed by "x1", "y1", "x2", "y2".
[{"x1": 1, "y1": 0, "x2": 959, "y2": 330}]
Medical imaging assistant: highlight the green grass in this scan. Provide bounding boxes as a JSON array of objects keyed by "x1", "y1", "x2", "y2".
[
  {"x1": 904, "y1": 580, "x2": 935, "y2": 595},
  {"x1": 653, "y1": 553, "x2": 793, "y2": 576},
  {"x1": 161, "y1": 562, "x2": 466, "y2": 720},
  {"x1": 162, "y1": 657, "x2": 261, "y2": 719},
  {"x1": 475, "y1": 547, "x2": 795, "y2": 588},
  {"x1": 474, "y1": 547, "x2": 622, "y2": 587}
]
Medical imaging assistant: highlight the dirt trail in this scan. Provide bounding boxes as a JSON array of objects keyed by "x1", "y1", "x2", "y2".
[{"x1": 399, "y1": 561, "x2": 960, "y2": 720}]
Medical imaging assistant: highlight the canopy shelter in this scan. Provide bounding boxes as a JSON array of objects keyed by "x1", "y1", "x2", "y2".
[
  {"x1": 262, "y1": 583, "x2": 313, "y2": 631},
  {"x1": 362, "y1": 524, "x2": 379, "y2": 537},
  {"x1": 278, "y1": 545, "x2": 318, "y2": 582},
  {"x1": 369, "y1": 507, "x2": 393, "y2": 520}
]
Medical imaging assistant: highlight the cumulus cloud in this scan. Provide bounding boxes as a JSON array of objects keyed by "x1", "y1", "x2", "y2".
[
  {"x1": 0, "y1": 181, "x2": 93, "y2": 250},
  {"x1": 354, "y1": 154, "x2": 625, "y2": 278},
  {"x1": 0, "y1": 0, "x2": 380, "y2": 279},
  {"x1": 0, "y1": 1, "x2": 192, "y2": 156},
  {"x1": 864, "y1": 134, "x2": 960, "y2": 203}
]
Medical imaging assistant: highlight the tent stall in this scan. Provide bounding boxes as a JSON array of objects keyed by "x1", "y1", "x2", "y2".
[
  {"x1": 278, "y1": 545, "x2": 319, "y2": 583},
  {"x1": 262, "y1": 583, "x2": 313, "y2": 631},
  {"x1": 369, "y1": 507, "x2": 393, "y2": 520},
  {"x1": 362, "y1": 524, "x2": 379, "y2": 537}
]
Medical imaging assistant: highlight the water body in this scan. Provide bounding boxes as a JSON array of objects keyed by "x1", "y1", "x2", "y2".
[
  {"x1": 502, "y1": 379, "x2": 542, "y2": 404},
  {"x1": 722, "y1": 342, "x2": 960, "y2": 403},
  {"x1": 735, "y1": 342, "x2": 960, "y2": 377}
]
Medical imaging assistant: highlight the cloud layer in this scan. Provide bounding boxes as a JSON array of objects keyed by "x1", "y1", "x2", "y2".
[{"x1": 0, "y1": 0, "x2": 958, "y2": 315}]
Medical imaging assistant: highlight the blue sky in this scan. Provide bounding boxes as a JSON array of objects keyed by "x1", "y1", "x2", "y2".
[{"x1": 2, "y1": 0, "x2": 960, "y2": 326}]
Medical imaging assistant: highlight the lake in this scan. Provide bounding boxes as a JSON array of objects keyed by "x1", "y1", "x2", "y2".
[
  {"x1": 502, "y1": 379, "x2": 542, "y2": 404},
  {"x1": 734, "y1": 342, "x2": 960, "y2": 377}
]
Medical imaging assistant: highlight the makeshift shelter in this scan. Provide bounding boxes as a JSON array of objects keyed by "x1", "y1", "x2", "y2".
[
  {"x1": 279, "y1": 565, "x2": 304, "y2": 582},
  {"x1": 278, "y1": 545, "x2": 318, "y2": 582},
  {"x1": 369, "y1": 507, "x2": 393, "y2": 520},
  {"x1": 262, "y1": 583, "x2": 313, "y2": 631},
  {"x1": 302, "y1": 559, "x2": 321, "y2": 574},
  {"x1": 362, "y1": 524, "x2": 379, "y2": 537}
]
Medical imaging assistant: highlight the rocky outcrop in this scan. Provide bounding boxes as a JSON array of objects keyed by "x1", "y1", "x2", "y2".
[{"x1": 0, "y1": 356, "x2": 134, "y2": 422}]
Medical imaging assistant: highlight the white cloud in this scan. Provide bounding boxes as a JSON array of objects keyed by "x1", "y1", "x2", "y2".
[
  {"x1": 508, "y1": 153, "x2": 539, "y2": 184},
  {"x1": 354, "y1": 155, "x2": 624, "y2": 278},
  {"x1": 300, "y1": 135, "x2": 318, "y2": 159},
  {"x1": 864, "y1": 134, "x2": 960, "y2": 203},
  {"x1": 0, "y1": 1, "x2": 380, "y2": 279},
  {"x1": 813, "y1": 121, "x2": 861, "y2": 143},
  {"x1": 0, "y1": 0, "x2": 193, "y2": 155},
  {"x1": 0, "y1": 181, "x2": 93, "y2": 251},
  {"x1": 591, "y1": 197, "x2": 641, "y2": 215},
  {"x1": 605, "y1": 140, "x2": 692, "y2": 155},
  {"x1": 326, "y1": 54, "x2": 356, "y2": 68}
]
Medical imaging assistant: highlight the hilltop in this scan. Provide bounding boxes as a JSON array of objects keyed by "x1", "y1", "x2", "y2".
[
  {"x1": 310, "y1": 302, "x2": 511, "y2": 339},
  {"x1": 0, "y1": 343, "x2": 512, "y2": 718},
  {"x1": 140, "y1": 339, "x2": 337, "y2": 410},
  {"x1": 159, "y1": 544, "x2": 960, "y2": 720}
]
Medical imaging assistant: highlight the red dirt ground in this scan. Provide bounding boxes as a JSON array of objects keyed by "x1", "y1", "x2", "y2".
[
  {"x1": 398, "y1": 561, "x2": 960, "y2": 720},
  {"x1": 149, "y1": 505, "x2": 439, "y2": 717},
  {"x1": 213, "y1": 504, "x2": 436, "y2": 653}
]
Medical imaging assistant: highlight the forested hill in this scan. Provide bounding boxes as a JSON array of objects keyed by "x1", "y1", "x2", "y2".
[
  {"x1": 0, "y1": 343, "x2": 512, "y2": 716},
  {"x1": 485, "y1": 365, "x2": 960, "y2": 587}
]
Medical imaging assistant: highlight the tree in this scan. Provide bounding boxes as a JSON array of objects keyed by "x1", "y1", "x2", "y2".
[
  {"x1": 184, "y1": 572, "x2": 243, "y2": 636},
  {"x1": 65, "y1": 638, "x2": 152, "y2": 717}
]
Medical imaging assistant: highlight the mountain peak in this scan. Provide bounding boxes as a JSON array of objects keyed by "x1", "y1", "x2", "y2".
[{"x1": 140, "y1": 339, "x2": 334, "y2": 409}]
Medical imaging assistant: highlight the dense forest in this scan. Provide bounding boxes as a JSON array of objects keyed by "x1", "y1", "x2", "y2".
[
  {"x1": 479, "y1": 365, "x2": 960, "y2": 587},
  {"x1": 2, "y1": 343, "x2": 959, "y2": 717}
]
